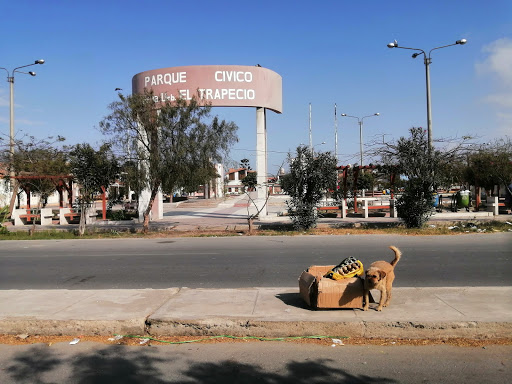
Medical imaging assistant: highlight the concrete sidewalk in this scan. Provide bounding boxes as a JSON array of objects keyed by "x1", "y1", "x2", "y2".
[{"x1": 1, "y1": 287, "x2": 511, "y2": 339}]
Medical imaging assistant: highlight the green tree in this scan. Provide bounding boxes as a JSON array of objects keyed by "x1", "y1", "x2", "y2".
[
  {"x1": 240, "y1": 158, "x2": 251, "y2": 170},
  {"x1": 387, "y1": 128, "x2": 452, "y2": 227},
  {"x1": 373, "y1": 130, "x2": 480, "y2": 225},
  {"x1": 282, "y1": 145, "x2": 337, "y2": 230},
  {"x1": 118, "y1": 159, "x2": 143, "y2": 201},
  {"x1": 68, "y1": 143, "x2": 120, "y2": 236},
  {"x1": 463, "y1": 139, "x2": 512, "y2": 196},
  {"x1": 9, "y1": 135, "x2": 69, "y2": 234},
  {"x1": 375, "y1": 128, "x2": 438, "y2": 227},
  {"x1": 241, "y1": 171, "x2": 257, "y2": 191},
  {"x1": 357, "y1": 171, "x2": 375, "y2": 191},
  {"x1": 99, "y1": 90, "x2": 238, "y2": 232},
  {"x1": 10, "y1": 136, "x2": 68, "y2": 205}
]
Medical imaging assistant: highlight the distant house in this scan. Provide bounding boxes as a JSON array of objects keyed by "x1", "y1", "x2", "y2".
[
  {"x1": 225, "y1": 167, "x2": 255, "y2": 195},
  {"x1": 225, "y1": 167, "x2": 285, "y2": 195},
  {"x1": 267, "y1": 176, "x2": 283, "y2": 195}
]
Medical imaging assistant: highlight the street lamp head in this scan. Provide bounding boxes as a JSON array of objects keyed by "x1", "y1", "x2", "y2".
[
  {"x1": 387, "y1": 40, "x2": 398, "y2": 48},
  {"x1": 35, "y1": 59, "x2": 45, "y2": 64},
  {"x1": 456, "y1": 39, "x2": 467, "y2": 45},
  {"x1": 341, "y1": 113, "x2": 347, "y2": 117},
  {"x1": 412, "y1": 52, "x2": 421, "y2": 59},
  {"x1": 28, "y1": 71, "x2": 36, "y2": 76},
  {"x1": 374, "y1": 113, "x2": 380, "y2": 116}
]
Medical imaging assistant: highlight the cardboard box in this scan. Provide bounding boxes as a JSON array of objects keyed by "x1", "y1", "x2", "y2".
[{"x1": 299, "y1": 265, "x2": 364, "y2": 309}]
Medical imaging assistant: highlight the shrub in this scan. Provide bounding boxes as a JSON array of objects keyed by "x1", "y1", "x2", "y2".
[{"x1": 282, "y1": 146, "x2": 337, "y2": 230}]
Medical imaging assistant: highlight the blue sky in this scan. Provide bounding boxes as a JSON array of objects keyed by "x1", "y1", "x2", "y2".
[{"x1": 1, "y1": 0, "x2": 511, "y2": 175}]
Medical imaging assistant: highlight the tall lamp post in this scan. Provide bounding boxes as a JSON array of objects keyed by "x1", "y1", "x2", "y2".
[
  {"x1": 1, "y1": 59, "x2": 45, "y2": 212},
  {"x1": 312, "y1": 141, "x2": 326, "y2": 156},
  {"x1": 340, "y1": 113, "x2": 379, "y2": 166},
  {"x1": 387, "y1": 39, "x2": 467, "y2": 152}
]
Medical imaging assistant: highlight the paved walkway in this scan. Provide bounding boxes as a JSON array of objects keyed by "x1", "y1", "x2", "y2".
[
  {"x1": 159, "y1": 194, "x2": 510, "y2": 232},
  {"x1": 2, "y1": 195, "x2": 511, "y2": 339}
]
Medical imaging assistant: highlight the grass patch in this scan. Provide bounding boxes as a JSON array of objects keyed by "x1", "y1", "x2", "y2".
[
  {"x1": 0, "y1": 220, "x2": 510, "y2": 240},
  {"x1": 0, "y1": 229, "x2": 79, "y2": 240}
]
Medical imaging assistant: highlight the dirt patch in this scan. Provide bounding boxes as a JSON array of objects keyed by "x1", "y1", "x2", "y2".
[{"x1": 1, "y1": 334, "x2": 511, "y2": 347}]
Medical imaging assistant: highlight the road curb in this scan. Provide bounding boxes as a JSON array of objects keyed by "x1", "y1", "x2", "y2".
[
  {"x1": 2, "y1": 318, "x2": 509, "y2": 340},
  {"x1": 146, "y1": 318, "x2": 512, "y2": 339},
  {"x1": 0, "y1": 319, "x2": 147, "y2": 337}
]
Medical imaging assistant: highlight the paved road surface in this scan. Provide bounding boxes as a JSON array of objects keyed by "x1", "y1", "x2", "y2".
[
  {"x1": 0, "y1": 342, "x2": 510, "y2": 384},
  {"x1": 1, "y1": 234, "x2": 510, "y2": 289}
]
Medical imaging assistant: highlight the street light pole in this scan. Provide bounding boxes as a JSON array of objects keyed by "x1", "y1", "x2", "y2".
[
  {"x1": 424, "y1": 54, "x2": 432, "y2": 151},
  {"x1": 340, "y1": 113, "x2": 379, "y2": 166},
  {"x1": 358, "y1": 120, "x2": 363, "y2": 166},
  {"x1": 312, "y1": 141, "x2": 326, "y2": 156},
  {"x1": 387, "y1": 39, "x2": 467, "y2": 152},
  {"x1": 334, "y1": 103, "x2": 338, "y2": 164},
  {"x1": 1, "y1": 59, "x2": 45, "y2": 213}
]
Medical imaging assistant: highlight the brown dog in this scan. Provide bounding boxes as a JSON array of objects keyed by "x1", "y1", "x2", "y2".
[{"x1": 363, "y1": 246, "x2": 402, "y2": 311}]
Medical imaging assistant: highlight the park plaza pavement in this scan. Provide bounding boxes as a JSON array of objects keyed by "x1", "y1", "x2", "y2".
[{"x1": 5, "y1": 193, "x2": 509, "y2": 232}]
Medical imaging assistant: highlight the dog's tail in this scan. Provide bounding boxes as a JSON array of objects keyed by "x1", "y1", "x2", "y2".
[{"x1": 389, "y1": 246, "x2": 402, "y2": 267}]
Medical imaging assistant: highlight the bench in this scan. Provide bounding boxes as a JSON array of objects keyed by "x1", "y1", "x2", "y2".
[
  {"x1": 59, "y1": 208, "x2": 80, "y2": 224},
  {"x1": 317, "y1": 206, "x2": 341, "y2": 212},
  {"x1": 362, "y1": 199, "x2": 397, "y2": 218},
  {"x1": 317, "y1": 206, "x2": 343, "y2": 218},
  {"x1": 486, "y1": 196, "x2": 507, "y2": 216},
  {"x1": 317, "y1": 200, "x2": 348, "y2": 218},
  {"x1": 19, "y1": 210, "x2": 40, "y2": 224},
  {"x1": 64, "y1": 211, "x2": 81, "y2": 223},
  {"x1": 12, "y1": 208, "x2": 54, "y2": 226},
  {"x1": 59, "y1": 207, "x2": 98, "y2": 224}
]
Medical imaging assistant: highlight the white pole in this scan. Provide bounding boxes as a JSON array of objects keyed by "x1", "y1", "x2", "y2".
[
  {"x1": 309, "y1": 103, "x2": 312, "y2": 150},
  {"x1": 359, "y1": 120, "x2": 364, "y2": 166},
  {"x1": 256, "y1": 107, "x2": 268, "y2": 216},
  {"x1": 334, "y1": 103, "x2": 338, "y2": 164}
]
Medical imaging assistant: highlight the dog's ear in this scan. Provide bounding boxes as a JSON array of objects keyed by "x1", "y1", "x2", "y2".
[
  {"x1": 378, "y1": 270, "x2": 387, "y2": 279},
  {"x1": 365, "y1": 269, "x2": 370, "y2": 276}
]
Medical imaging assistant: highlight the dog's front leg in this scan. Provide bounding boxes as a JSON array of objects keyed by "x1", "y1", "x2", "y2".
[
  {"x1": 377, "y1": 288, "x2": 387, "y2": 311},
  {"x1": 363, "y1": 289, "x2": 370, "y2": 311},
  {"x1": 384, "y1": 287, "x2": 392, "y2": 307}
]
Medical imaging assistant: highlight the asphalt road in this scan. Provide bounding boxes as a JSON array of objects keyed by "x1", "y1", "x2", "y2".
[
  {"x1": 1, "y1": 234, "x2": 510, "y2": 289},
  {"x1": 0, "y1": 342, "x2": 510, "y2": 384}
]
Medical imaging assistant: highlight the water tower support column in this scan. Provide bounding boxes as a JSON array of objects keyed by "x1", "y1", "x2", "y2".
[{"x1": 255, "y1": 107, "x2": 268, "y2": 217}]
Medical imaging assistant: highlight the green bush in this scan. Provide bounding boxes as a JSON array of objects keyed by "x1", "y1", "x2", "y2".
[
  {"x1": 107, "y1": 210, "x2": 127, "y2": 221},
  {"x1": 0, "y1": 206, "x2": 10, "y2": 234},
  {"x1": 0, "y1": 206, "x2": 9, "y2": 223},
  {"x1": 286, "y1": 201, "x2": 318, "y2": 230},
  {"x1": 282, "y1": 146, "x2": 337, "y2": 230},
  {"x1": 396, "y1": 183, "x2": 434, "y2": 228}
]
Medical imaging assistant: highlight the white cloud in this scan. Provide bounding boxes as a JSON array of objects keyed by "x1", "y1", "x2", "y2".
[
  {"x1": 16, "y1": 118, "x2": 44, "y2": 126},
  {"x1": 0, "y1": 90, "x2": 8, "y2": 107},
  {"x1": 477, "y1": 38, "x2": 512, "y2": 135},
  {"x1": 477, "y1": 37, "x2": 512, "y2": 84},
  {"x1": 0, "y1": 116, "x2": 43, "y2": 126},
  {"x1": 483, "y1": 93, "x2": 512, "y2": 108}
]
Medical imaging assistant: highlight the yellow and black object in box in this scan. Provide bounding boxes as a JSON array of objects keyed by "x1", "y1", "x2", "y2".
[{"x1": 324, "y1": 256, "x2": 364, "y2": 280}]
